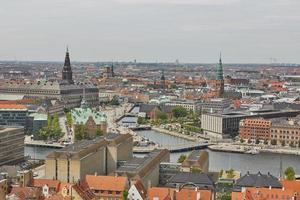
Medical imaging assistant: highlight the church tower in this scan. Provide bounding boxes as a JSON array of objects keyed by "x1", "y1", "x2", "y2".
[
  {"x1": 62, "y1": 47, "x2": 74, "y2": 84},
  {"x1": 216, "y1": 53, "x2": 224, "y2": 96}
]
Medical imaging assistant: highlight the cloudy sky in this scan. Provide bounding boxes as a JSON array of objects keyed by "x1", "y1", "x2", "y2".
[{"x1": 0, "y1": 0, "x2": 300, "y2": 63}]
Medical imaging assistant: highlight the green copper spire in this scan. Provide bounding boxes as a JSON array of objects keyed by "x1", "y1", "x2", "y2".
[{"x1": 217, "y1": 52, "x2": 224, "y2": 80}]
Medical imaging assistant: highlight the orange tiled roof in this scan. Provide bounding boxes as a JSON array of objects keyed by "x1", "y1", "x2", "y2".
[
  {"x1": 85, "y1": 175, "x2": 127, "y2": 192},
  {"x1": 281, "y1": 180, "x2": 300, "y2": 195},
  {"x1": 32, "y1": 179, "x2": 61, "y2": 191},
  {"x1": 148, "y1": 187, "x2": 171, "y2": 200},
  {"x1": 176, "y1": 188, "x2": 212, "y2": 200},
  {"x1": 0, "y1": 104, "x2": 27, "y2": 109}
]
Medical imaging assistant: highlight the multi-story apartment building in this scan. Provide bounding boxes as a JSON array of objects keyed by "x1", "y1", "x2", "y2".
[
  {"x1": 270, "y1": 119, "x2": 300, "y2": 146},
  {"x1": 239, "y1": 118, "x2": 271, "y2": 141},
  {"x1": 0, "y1": 104, "x2": 28, "y2": 127},
  {"x1": 0, "y1": 126, "x2": 24, "y2": 166},
  {"x1": 45, "y1": 133, "x2": 133, "y2": 183},
  {"x1": 239, "y1": 117, "x2": 300, "y2": 146}
]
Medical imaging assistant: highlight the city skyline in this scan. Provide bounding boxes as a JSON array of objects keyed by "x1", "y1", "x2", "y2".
[{"x1": 1, "y1": 0, "x2": 300, "y2": 63}]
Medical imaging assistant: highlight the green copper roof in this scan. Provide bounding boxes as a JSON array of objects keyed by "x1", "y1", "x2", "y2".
[
  {"x1": 217, "y1": 54, "x2": 224, "y2": 81},
  {"x1": 29, "y1": 113, "x2": 48, "y2": 121},
  {"x1": 71, "y1": 107, "x2": 107, "y2": 124}
]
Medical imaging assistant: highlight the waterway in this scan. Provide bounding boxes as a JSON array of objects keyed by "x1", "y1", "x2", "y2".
[{"x1": 25, "y1": 129, "x2": 300, "y2": 175}]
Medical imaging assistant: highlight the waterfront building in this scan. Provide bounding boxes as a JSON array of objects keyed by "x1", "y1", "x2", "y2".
[
  {"x1": 0, "y1": 49, "x2": 99, "y2": 109},
  {"x1": 71, "y1": 98, "x2": 107, "y2": 139},
  {"x1": 239, "y1": 117, "x2": 300, "y2": 146},
  {"x1": 239, "y1": 118, "x2": 271, "y2": 141},
  {"x1": 26, "y1": 113, "x2": 48, "y2": 135},
  {"x1": 201, "y1": 109, "x2": 300, "y2": 138},
  {"x1": 270, "y1": 118, "x2": 300, "y2": 146},
  {"x1": 181, "y1": 150, "x2": 209, "y2": 173},
  {"x1": 0, "y1": 126, "x2": 24, "y2": 166},
  {"x1": 0, "y1": 104, "x2": 28, "y2": 127},
  {"x1": 45, "y1": 133, "x2": 133, "y2": 183},
  {"x1": 116, "y1": 149, "x2": 170, "y2": 188}
]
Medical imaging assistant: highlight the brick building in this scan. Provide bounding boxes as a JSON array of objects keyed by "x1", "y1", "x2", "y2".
[{"x1": 239, "y1": 118, "x2": 271, "y2": 141}]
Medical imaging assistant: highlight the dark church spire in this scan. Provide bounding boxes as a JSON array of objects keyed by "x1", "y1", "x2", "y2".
[{"x1": 62, "y1": 46, "x2": 73, "y2": 84}]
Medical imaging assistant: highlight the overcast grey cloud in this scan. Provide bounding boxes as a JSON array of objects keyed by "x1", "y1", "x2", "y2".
[{"x1": 0, "y1": 0, "x2": 299, "y2": 63}]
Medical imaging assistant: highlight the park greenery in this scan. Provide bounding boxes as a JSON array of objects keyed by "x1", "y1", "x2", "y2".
[
  {"x1": 75, "y1": 124, "x2": 88, "y2": 140},
  {"x1": 172, "y1": 106, "x2": 188, "y2": 118},
  {"x1": 177, "y1": 154, "x2": 187, "y2": 163},
  {"x1": 66, "y1": 112, "x2": 73, "y2": 127},
  {"x1": 284, "y1": 167, "x2": 295, "y2": 180},
  {"x1": 38, "y1": 114, "x2": 62, "y2": 140}
]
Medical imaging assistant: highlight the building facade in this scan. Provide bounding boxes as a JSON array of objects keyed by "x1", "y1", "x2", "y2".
[
  {"x1": 239, "y1": 118, "x2": 271, "y2": 141},
  {"x1": 0, "y1": 127, "x2": 24, "y2": 166},
  {"x1": 45, "y1": 133, "x2": 133, "y2": 183},
  {"x1": 0, "y1": 104, "x2": 28, "y2": 127}
]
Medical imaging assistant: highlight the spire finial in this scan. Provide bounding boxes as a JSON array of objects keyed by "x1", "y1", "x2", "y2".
[
  {"x1": 219, "y1": 51, "x2": 222, "y2": 62},
  {"x1": 66, "y1": 45, "x2": 69, "y2": 53}
]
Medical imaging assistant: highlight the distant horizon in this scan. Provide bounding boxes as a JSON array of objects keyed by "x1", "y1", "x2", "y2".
[{"x1": 1, "y1": 0, "x2": 300, "y2": 63}]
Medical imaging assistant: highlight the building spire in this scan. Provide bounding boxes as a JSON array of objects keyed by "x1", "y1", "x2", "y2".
[
  {"x1": 217, "y1": 52, "x2": 223, "y2": 81},
  {"x1": 62, "y1": 46, "x2": 73, "y2": 84}
]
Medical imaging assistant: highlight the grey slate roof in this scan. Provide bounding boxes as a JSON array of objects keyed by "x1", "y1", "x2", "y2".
[
  {"x1": 233, "y1": 172, "x2": 282, "y2": 191},
  {"x1": 166, "y1": 172, "x2": 215, "y2": 190}
]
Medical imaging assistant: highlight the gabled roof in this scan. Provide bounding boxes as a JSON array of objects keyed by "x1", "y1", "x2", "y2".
[
  {"x1": 32, "y1": 179, "x2": 60, "y2": 191},
  {"x1": 167, "y1": 172, "x2": 215, "y2": 190},
  {"x1": 148, "y1": 187, "x2": 172, "y2": 200},
  {"x1": 85, "y1": 175, "x2": 128, "y2": 192},
  {"x1": 234, "y1": 172, "x2": 282, "y2": 191},
  {"x1": 132, "y1": 180, "x2": 147, "y2": 199},
  {"x1": 139, "y1": 104, "x2": 158, "y2": 113}
]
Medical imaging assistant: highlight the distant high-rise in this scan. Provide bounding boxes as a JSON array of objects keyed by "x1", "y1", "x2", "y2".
[{"x1": 62, "y1": 47, "x2": 74, "y2": 84}]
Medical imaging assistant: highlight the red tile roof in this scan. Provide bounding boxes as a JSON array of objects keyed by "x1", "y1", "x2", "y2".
[
  {"x1": 32, "y1": 179, "x2": 61, "y2": 191},
  {"x1": 85, "y1": 175, "x2": 128, "y2": 192},
  {"x1": 0, "y1": 104, "x2": 27, "y2": 109}
]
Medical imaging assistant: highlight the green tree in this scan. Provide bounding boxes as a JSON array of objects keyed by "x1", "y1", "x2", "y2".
[
  {"x1": 96, "y1": 128, "x2": 103, "y2": 136},
  {"x1": 284, "y1": 167, "x2": 295, "y2": 180},
  {"x1": 191, "y1": 167, "x2": 202, "y2": 173},
  {"x1": 240, "y1": 138, "x2": 244, "y2": 143},
  {"x1": 177, "y1": 154, "x2": 187, "y2": 163},
  {"x1": 39, "y1": 114, "x2": 62, "y2": 140},
  {"x1": 281, "y1": 140, "x2": 286, "y2": 147},
  {"x1": 226, "y1": 169, "x2": 235, "y2": 179},
  {"x1": 298, "y1": 140, "x2": 300, "y2": 148},
  {"x1": 122, "y1": 190, "x2": 128, "y2": 200},
  {"x1": 219, "y1": 169, "x2": 224, "y2": 178},
  {"x1": 156, "y1": 111, "x2": 168, "y2": 121},
  {"x1": 110, "y1": 95, "x2": 120, "y2": 106},
  {"x1": 172, "y1": 106, "x2": 188, "y2": 118},
  {"x1": 66, "y1": 112, "x2": 73, "y2": 127},
  {"x1": 137, "y1": 117, "x2": 146, "y2": 125},
  {"x1": 75, "y1": 124, "x2": 88, "y2": 140}
]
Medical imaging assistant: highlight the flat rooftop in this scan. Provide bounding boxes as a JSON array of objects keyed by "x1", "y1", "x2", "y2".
[
  {"x1": 117, "y1": 149, "x2": 168, "y2": 173},
  {"x1": 0, "y1": 126, "x2": 23, "y2": 134}
]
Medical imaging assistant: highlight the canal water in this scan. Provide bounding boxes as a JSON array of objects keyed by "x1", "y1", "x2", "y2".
[{"x1": 25, "y1": 129, "x2": 300, "y2": 175}]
